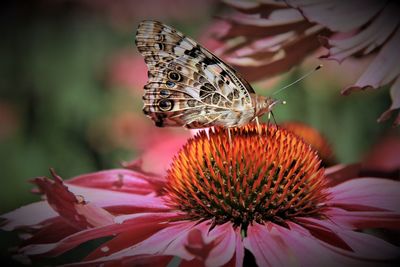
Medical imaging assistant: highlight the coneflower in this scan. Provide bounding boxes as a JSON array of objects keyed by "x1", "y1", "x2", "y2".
[{"x1": 1, "y1": 124, "x2": 399, "y2": 266}]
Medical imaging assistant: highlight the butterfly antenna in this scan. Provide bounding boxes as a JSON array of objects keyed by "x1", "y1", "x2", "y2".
[
  {"x1": 268, "y1": 111, "x2": 282, "y2": 154},
  {"x1": 270, "y1": 111, "x2": 278, "y2": 127},
  {"x1": 273, "y1": 65, "x2": 322, "y2": 96},
  {"x1": 227, "y1": 128, "x2": 232, "y2": 145}
]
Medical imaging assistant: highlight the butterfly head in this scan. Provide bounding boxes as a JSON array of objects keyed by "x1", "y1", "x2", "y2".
[{"x1": 254, "y1": 95, "x2": 285, "y2": 117}]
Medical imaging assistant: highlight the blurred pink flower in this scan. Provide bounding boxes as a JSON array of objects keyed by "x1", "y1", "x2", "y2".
[
  {"x1": 108, "y1": 50, "x2": 148, "y2": 92},
  {"x1": 361, "y1": 133, "x2": 400, "y2": 178},
  {"x1": 213, "y1": 0, "x2": 400, "y2": 125},
  {"x1": 87, "y1": 111, "x2": 188, "y2": 153},
  {"x1": 2, "y1": 125, "x2": 400, "y2": 266}
]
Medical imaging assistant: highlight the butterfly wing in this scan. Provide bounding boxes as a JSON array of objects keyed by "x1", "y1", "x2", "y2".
[{"x1": 135, "y1": 20, "x2": 256, "y2": 128}]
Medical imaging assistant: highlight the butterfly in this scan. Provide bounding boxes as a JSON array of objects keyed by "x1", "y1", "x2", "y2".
[{"x1": 135, "y1": 20, "x2": 282, "y2": 132}]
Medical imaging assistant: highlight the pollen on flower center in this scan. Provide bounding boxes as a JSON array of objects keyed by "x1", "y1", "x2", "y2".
[{"x1": 165, "y1": 124, "x2": 329, "y2": 229}]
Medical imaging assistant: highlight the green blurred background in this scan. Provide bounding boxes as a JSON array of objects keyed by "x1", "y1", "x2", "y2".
[{"x1": 0, "y1": 0, "x2": 397, "y2": 265}]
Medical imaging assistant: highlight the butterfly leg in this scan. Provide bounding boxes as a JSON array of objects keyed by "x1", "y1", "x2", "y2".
[
  {"x1": 227, "y1": 127, "x2": 232, "y2": 145},
  {"x1": 255, "y1": 117, "x2": 262, "y2": 137}
]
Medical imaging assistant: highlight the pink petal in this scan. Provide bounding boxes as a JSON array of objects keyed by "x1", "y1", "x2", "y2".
[
  {"x1": 20, "y1": 217, "x2": 77, "y2": 246},
  {"x1": 244, "y1": 222, "x2": 295, "y2": 267},
  {"x1": 325, "y1": 207, "x2": 400, "y2": 229},
  {"x1": 1, "y1": 201, "x2": 57, "y2": 231},
  {"x1": 183, "y1": 226, "x2": 216, "y2": 262},
  {"x1": 225, "y1": 25, "x2": 324, "y2": 81},
  {"x1": 246, "y1": 220, "x2": 399, "y2": 266},
  {"x1": 288, "y1": 0, "x2": 386, "y2": 32},
  {"x1": 234, "y1": 228, "x2": 244, "y2": 267},
  {"x1": 327, "y1": 178, "x2": 400, "y2": 212},
  {"x1": 276, "y1": 222, "x2": 348, "y2": 266},
  {"x1": 322, "y1": 4, "x2": 400, "y2": 62},
  {"x1": 294, "y1": 217, "x2": 352, "y2": 251},
  {"x1": 298, "y1": 217, "x2": 400, "y2": 260},
  {"x1": 221, "y1": 9, "x2": 306, "y2": 39},
  {"x1": 164, "y1": 221, "x2": 235, "y2": 264},
  {"x1": 74, "y1": 202, "x2": 114, "y2": 227},
  {"x1": 66, "y1": 169, "x2": 157, "y2": 195},
  {"x1": 20, "y1": 212, "x2": 178, "y2": 257},
  {"x1": 179, "y1": 258, "x2": 205, "y2": 267},
  {"x1": 75, "y1": 220, "x2": 238, "y2": 267},
  {"x1": 378, "y1": 76, "x2": 400, "y2": 125},
  {"x1": 222, "y1": 0, "x2": 286, "y2": 12},
  {"x1": 33, "y1": 174, "x2": 115, "y2": 229},
  {"x1": 65, "y1": 254, "x2": 173, "y2": 267},
  {"x1": 118, "y1": 255, "x2": 173, "y2": 267},
  {"x1": 203, "y1": 223, "x2": 236, "y2": 267},
  {"x1": 343, "y1": 26, "x2": 400, "y2": 94},
  {"x1": 284, "y1": 222, "x2": 397, "y2": 266},
  {"x1": 83, "y1": 225, "x2": 169, "y2": 261},
  {"x1": 66, "y1": 184, "x2": 169, "y2": 211},
  {"x1": 77, "y1": 221, "x2": 198, "y2": 264}
]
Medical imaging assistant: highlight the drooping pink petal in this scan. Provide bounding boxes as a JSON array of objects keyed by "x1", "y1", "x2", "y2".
[
  {"x1": 244, "y1": 222, "x2": 295, "y2": 267},
  {"x1": 215, "y1": 0, "x2": 326, "y2": 82},
  {"x1": 221, "y1": 0, "x2": 286, "y2": 14},
  {"x1": 287, "y1": 0, "x2": 386, "y2": 32},
  {"x1": 66, "y1": 169, "x2": 157, "y2": 195},
  {"x1": 294, "y1": 217, "x2": 352, "y2": 251},
  {"x1": 284, "y1": 222, "x2": 398, "y2": 266},
  {"x1": 325, "y1": 207, "x2": 400, "y2": 229},
  {"x1": 244, "y1": 221, "x2": 368, "y2": 266},
  {"x1": 234, "y1": 228, "x2": 244, "y2": 267},
  {"x1": 71, "y1": 220, "x2": 238, "y2": 267},
  {"x1": 297, "y1": 217, "x2": 400, "y2": 260},
  {"x1": 201, "y1": 222, "x2": 236, "y2": 267},
  {"x1": 1, "y1": 201, "x2": 57, "y2": 231},
  {"x1": 20, "y1": 217, "x2": 78, "y2": 246},
  {"x1": 321, "y1": 4, "x2": 400, "y2": 62},
  {"x1": 164, "y1": 221, "x2": 236, "y2": 266},
  {"x1": 226, "y1": 25, "x2": 324, "y2": 81},
  {"x1": 327, "y1": 178, "x2": 400, "y2": 212},
  {"x1": 83, "y1": 223, "x2": 168, "y2": 261},
  {"x1": 20, "y1": 212, "x2": 178, "y2": 257},
  {"x1": 117, "y1": 255, "x2": 173, "y2": 267},
  {"x1": 343, "y1": 26, "x2": 400, "y2": 93},
  {"x1": 220, "y1": 9, "x2": 306, "y2": 40},
  {"x1": 274, "y1": 222, "x2": 350, "y2": 266},
  {"x1": 69, "y1": 220, "x2": 198, "y2": 265},
  {"x1": 182, "y1": 227, "x2": 215, "y2": 262},
  {"x1": 65, "y1": 255, "x2": 173, "y2": 267},
  {"x1": 378, "y1": 76, "x2": 400, "y2": 125}
]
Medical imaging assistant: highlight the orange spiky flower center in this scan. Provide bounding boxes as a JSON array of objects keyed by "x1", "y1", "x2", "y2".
[{"x1": 165, "y1": 124, "x2": 329, "y2": 229}]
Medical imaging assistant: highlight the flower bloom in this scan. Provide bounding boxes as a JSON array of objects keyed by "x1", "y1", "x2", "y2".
[
  {"x1": 213, "y1": 0, "x2": 400, "y2": 125},
  {"x1": 2, "y1": 124, "x2": 400, "y2": 266}
]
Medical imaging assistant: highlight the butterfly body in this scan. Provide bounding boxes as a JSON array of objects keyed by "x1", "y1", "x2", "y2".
[{"x1": 136, "y1": 20, "x2": 280, "y2": 129}]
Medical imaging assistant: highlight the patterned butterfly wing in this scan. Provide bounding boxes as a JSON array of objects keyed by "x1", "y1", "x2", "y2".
[{"x1": 135, "y1": 20, "x2": 256, "y2": 128}]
